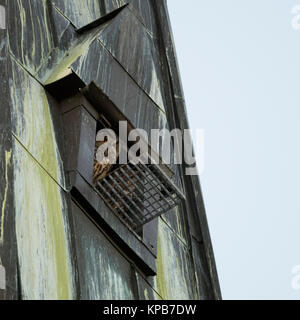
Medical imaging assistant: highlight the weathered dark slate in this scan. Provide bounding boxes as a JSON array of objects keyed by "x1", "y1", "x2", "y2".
[
  {"x1": 191, "y1": 236, "x2": 216, "y2": 300},
  {"x1": 8, "y1": 0, "x2": 69, "y2": 75},
  {"x1": 152, "y1": 0, "x2": 222, "y2": 299},
  {"x1": 0, "y1": 0, "x2": 18, "y2": 300},
  {"x1": 128, "y1": 0, "x2": 158, "y2": 37},
  {"x1": 134, "y1": 270, "x2": 162, "y2": 300},
  {"x1": 51, "y1": 0, "x2": 126, "y2": 29},
  {"x1": 155, "y1": 219, "x2": 199, "y2": 300},
  {"x1": 160, "y1": 204, "x2": 190, "y2": 247},
  {"x1": 71, "y1": 40, "x2": 168, "y2": 137},
  {"x1": 71, "y1": 201, "x2": 136, "y2": 300},
  {"x1": 98, "y1": 7, "x2": 165, "y2": 112}
]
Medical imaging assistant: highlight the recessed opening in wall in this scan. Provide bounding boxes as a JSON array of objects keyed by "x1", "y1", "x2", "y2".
[{"x1": 46, "y1": 76, "x2": 186, "y2": 275}]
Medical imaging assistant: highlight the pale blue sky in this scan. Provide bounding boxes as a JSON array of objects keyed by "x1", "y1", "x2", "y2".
[{"x1": 168, "y1": 0, "x2": 300, "y2": 299}]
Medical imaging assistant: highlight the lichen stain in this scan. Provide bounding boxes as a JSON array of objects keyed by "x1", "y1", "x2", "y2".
[
  {"x1": 144, "y1": 288, "x2": 150, "y2": 300},
  {"x1": 40, "y1": 25, "x2": 107, "y2": 85},
  {"x1": 10, "y1": 59, "x2": 74, "y2": 299},
  {"x1": 10, "y1": 58, "x2": 65, "y2": 188},
  {"x1": 52, "y1": 0, "x2": 125, "y2": 29},
  {"x1": 0, "y1": 150, "x2": 12, "y2": 245},
  {"x1": 78, "y1": 237, "x2": 134, "y2": 300},
  {"x1": 162, "y1": 206, "x2": 188, "y2": 247},
  {"x1": 11, "y1": 0, "x2": 53, "y2": 75},
  {"x1": 99, "y1": 252, "x2": 134, "y2": 300},
  {"x1": 156, "y1": 219, "x2": 197, "y2": 300},
  {"x1": 143, "y1": 287, "x2": 162, "y2": 301},
  {"x1": 149, "y1": 63, "x2": 165, "y2": 113},
  {"x1": 53, "y1": 0, "x2": 102, "y2": 29},
  {"x1": 13, "y1": 139, "x2": 74, "y2": 300}
]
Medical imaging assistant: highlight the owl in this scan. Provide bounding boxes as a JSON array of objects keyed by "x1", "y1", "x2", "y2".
[{"x1": 93, "y1": 138, "x2": 120, "y2": 185}]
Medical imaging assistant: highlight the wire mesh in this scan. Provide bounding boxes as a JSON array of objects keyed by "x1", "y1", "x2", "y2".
[{"x1": 96, "y1": 162, "x2": 185, "y2": 230}]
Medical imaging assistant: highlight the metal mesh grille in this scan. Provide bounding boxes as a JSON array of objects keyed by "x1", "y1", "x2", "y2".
[{"x1": 96, "y1": 162, "x2": 185, "y2": 230}]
